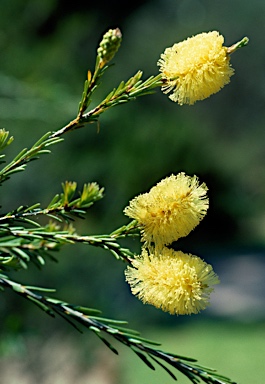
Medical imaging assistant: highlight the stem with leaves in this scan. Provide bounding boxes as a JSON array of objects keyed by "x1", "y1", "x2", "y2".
[
  {"x1": 0, "y1": 180, "x2": 138, "y2": 270},
  {"x1": 0, "y1": 276, "x2": 235, "y2": 384},
  {"x1": 50, "y1": 71, "x2": 162, "y2": 138}
]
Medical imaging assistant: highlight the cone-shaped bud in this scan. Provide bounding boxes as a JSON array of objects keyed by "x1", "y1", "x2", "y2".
[{"x1": 97, "y1": 28, "x2": 122, "y2": 66}]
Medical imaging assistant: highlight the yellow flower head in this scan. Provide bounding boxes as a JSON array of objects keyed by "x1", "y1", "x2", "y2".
[
  {"x1": 124, "y1": 173, "x2": 208, "y2": 249},
  {"x1": 125, "y1": 248, "x2": 219, "y2": 315},
  {"x1": 158, "y1": 31, "x2": 234, "y2": 105}
]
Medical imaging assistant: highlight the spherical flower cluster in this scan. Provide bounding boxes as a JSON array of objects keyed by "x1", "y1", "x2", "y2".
[
  {"x1": 124, "y1": 173, "x2": 208, "y2": 250},
  {"x1": 125, "y1": 248, "x2": 219, "y2": 315},
  {"x1": 123, "y1": 32, "x2": 250, "y2": 315},
  {"x1": 157, "y1": 31, "x2": 234, "y2": 105},
  {"x1": 124, "y1": 172, "x2": 219, "y2": 315}
]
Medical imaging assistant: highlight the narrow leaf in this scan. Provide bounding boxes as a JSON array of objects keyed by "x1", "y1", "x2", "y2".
[
  {"x1": 72, "y1": 306, "x2": 102, "y2": 316},
  {"x1": 96, "y1": 333, "x2": 119, "y2": 355},
  {"x1": 150, "y1": 355, "x2": 177, "y2": 380},
  {"x1": 132, "y1": 350, "x2": 155, "y2": 370}
]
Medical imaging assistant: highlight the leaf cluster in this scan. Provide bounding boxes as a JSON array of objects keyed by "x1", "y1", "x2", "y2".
[{"x1": 0, "y1": 276, "x2": 235, "y2": 384}]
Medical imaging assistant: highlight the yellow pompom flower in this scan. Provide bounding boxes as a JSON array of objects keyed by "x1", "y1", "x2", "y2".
[
  {"x1": 125, "y1": 248, "x2": 219, "y2": 315},
  {"x1": 157, "y1": 31, "x2": 234, "y2": 105},
  {"x1": 124, "y1": 173, "x2": 208, "y2": 249}
]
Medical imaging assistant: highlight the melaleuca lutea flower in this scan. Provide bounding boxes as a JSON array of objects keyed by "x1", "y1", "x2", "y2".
[
  {"x1": 157, "y1": 31, "x2": 234, "y2": 105},
  {"x1": 124, "y1": 173, "x2": 208, "y2": 250},
  {"x1": 125, "y1": 248, "x2": 219, "y2": 315}
]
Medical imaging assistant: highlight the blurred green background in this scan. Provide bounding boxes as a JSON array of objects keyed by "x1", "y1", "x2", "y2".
[{"x1": 1, "y1": 0, "x2": 265, "y2": 383}]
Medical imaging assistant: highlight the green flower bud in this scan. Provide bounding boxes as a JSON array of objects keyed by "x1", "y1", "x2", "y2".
[{"x1": 97, "y1": 28, "x2": 122, "y2": 66}]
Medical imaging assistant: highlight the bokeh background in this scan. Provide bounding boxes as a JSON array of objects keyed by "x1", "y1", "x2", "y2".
[{"x1": 1, "y1": 0, "x2": 265, "y2": 383}]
